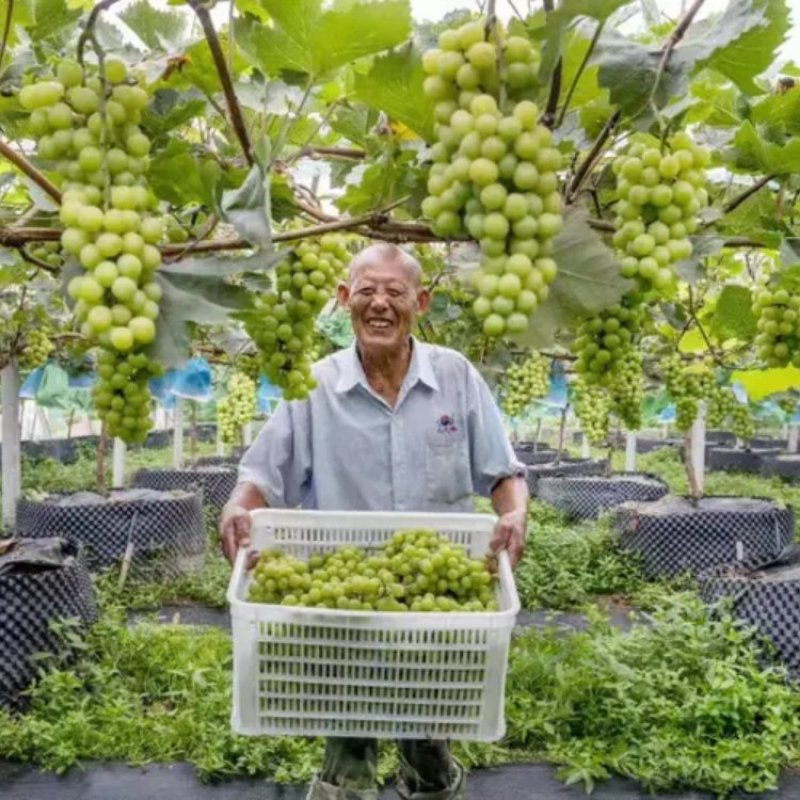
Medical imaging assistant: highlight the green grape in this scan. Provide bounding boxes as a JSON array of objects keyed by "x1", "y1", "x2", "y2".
[
  {"x1": 22, "y1": 59, "x2": 164, "y2": 443},
  {"x1": 246, "y1": 529, "x2": 499, "y2": 612},
  {"x1": 420, "y1": 18, "x2": 556, "y2": 338},
  {"x1": 244, "y1": 234, "x2": 349, "y2": 400},
  {"x1": 218, "y1": 372, "x2": 257, "y2": 444},
  {"x1": 572, "y1": 378, "x2": 611, "y2": 446},
  {"x1": 777, "y1": 393, "x2": 799, "y2": 417},
  {"x1": 612, "y1": 132, "x2": 709, "y2": 294},
  {"x1": 501, "y1": 352, "x2": 551, "y2": 417}
]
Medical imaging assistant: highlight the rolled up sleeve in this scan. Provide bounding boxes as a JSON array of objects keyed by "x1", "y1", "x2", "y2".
[
  {"x1": 237, "y1": 399, "x2": 312, "y2": 508},
  {"x1": 465, "y1": 363, "x2": 525, "y2": 497}
]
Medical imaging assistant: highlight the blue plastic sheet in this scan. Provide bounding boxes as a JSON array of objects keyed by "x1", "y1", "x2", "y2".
[{"x1": 257, "y1": 376, "x2": 282, "y2": 413}]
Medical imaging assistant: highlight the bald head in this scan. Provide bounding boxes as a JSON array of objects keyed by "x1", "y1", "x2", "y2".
[{"x1": 346, "y1": 243, "x2": 423, "y2": 286}]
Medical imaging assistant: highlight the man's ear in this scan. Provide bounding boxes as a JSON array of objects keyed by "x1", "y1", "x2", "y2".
[
  {"x1": 336, "y1": 281, "x2": 350, "y2": 308},
  {"x1": 417, "y1": 288, "x2": 431, "y2": 314}
]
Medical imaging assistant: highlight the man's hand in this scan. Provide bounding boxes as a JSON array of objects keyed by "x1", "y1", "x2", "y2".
[
  {"x1": 490, "y1": 508, "x2": 527, "y2": 569},
  {"x1": 220, "y1": 505, "x2": 253, "y2": 566}
]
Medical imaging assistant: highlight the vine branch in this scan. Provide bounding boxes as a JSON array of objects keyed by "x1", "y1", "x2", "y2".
[
  {"x1": 649, "y1": 0, "x2": 706, "y2": 106},
  {"x1": 567, "y1": 110, "x2": 621, "y2": 202},
  {"x1": 187, "y1": 0, "x2": 254, "y2": 167},
  {"x1": 0, "y1": 139, "x2": 62, "y2": 203},
  {"x1": 541, "y1": 0, "x2": 561, "y2": 129},
  {"x1": 723, "y1": 174, "x2": 775, "y2": 214},
  {"x1": 19, "y1": 246, "x2": 58, "y2": 275}
]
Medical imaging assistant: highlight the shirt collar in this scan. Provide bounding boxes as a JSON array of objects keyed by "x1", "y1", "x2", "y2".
[{"x1": 335, "y1": 337, "x2": 439, "y2": 394}]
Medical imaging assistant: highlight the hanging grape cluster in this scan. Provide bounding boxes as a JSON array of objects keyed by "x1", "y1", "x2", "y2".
[
  {"x1": 248, "y1": 529, "x2": 497, "y2": 612},
  {"x1": 420, "y1": 18, "x2": 563, "y2": 339},
  {"x1": 218, "y1": 371, "x2": 257, "y2": 445},
  {"x1": 706, "y1": 384, "x2": 753, "y2": 441},
  {"x1": 777, "y1": 393, "x2": 799, "y2": 417},
  {"x1": 612, "y1": 132, "x2": 710, "y2": 292},
  {"x1": 572, "y1": 377, "x2": 611, "y2": 446},
  {"x1": 244, "y1": 235, "x2": 348, "y2": 401},
  {"x1": 572, "y1": 304, "x2": 645, "y2": 430},
  {"x1": 18, "y1": 327, "x2": 54, "y2": 370},
  {"x1": 753, "y1": 284, "x2": 800, "y2": 367},
  {"x1": 29, "y1": 241, "x2": 63, "y2": 269},
  {"x1": 21, "y1": 58, "x2": 164, "y2": 443},
  {"x1": 661, "y1": 354, "x2": 717, "y2": 431},
  {"x1": 501, "y1": 352, "x2": 551, "y2": 417}
]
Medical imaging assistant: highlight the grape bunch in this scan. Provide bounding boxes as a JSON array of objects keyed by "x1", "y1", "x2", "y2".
[
  {"x1": 777, "y1": 393, "x2": 799, "y2": 417},
  {"x1": 572, "y1": 304, "x2": 644, "y2": 379},
  {"x1": 572, "y1": 304, "x2": 645, "y2": 430},
  {"x1": 29, "y1": 241, "x2": 63, "y2": 269},
  {"x1": 20, "y1": 58, "x2": 164, "y2": 442},
  {"x1": 661, "y1": 354, "x2": 717, "y2": 431},
  {"x1": 571, "y1": 377, "x2": 611, "y2": 446},
  {"x1": 729, "y1": 402, "x2": 755, "y2": 442},
  {"x1": 420, "y1": 18, "x2": 562, "y2": 338},
  {"x1": 247, "y1": 528, "x2": 498, "y2": 613},
  {"x1": 612, "y1": 132, "x2": 710, "y2": 292},
  {"x1": 19, "y1": 327, "x2": 54, "y2": 370},
  {"x1": 706, "y1": 385, "x2": 738, "y2": 429},
  {"x1": 752, "y1": 285, "x2": 800, "y2": 367},
  {"x1": 244, "y1": 235, "x2": 348, "y2": 401},
  {"x1": 501, "y1": 352, "x2": 551, "y2": 417},
  {"x1": 218, "y1": 371, "x2": 256, "y2": 445}
]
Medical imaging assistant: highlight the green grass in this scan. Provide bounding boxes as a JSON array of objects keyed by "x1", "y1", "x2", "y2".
[{"x1": 5, "y1": 437, "x2": 800, "y2": 795}]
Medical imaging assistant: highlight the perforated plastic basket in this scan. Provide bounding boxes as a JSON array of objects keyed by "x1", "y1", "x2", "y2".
[{"x1": 228, "y1": 509, "x2": 519, "y2": 741}]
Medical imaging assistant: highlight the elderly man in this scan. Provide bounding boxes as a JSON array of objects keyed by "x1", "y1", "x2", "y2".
[{"x1": 221, "y1": 242, "x2": 529, "y2": 800}]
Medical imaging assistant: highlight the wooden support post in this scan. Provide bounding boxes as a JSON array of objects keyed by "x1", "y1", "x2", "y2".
[
  {"x1": 625, "y1": 431, "x2": 637, "y2": 472},
  {"x1": 112, "y1": 438, "x2": 126, "y2": 488},
  {"x1": 173, "y1": 399, "x2": 184, "y2": 468},
  {"x1": 1, "y1": 362, "x2": 21, "y2": 529}
]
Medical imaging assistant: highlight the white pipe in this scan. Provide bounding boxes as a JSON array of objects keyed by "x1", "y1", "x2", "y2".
[
  {"x1": 2, "y1": 362, "x2": 21, "y2": 528},
  {"x1": 581, "y1": 435, "x2": 591, "y2": 459},
  {"x1": 689, "y1": 402, "x2": 707, "y2": 496},
  {"x1": 788, "y1": 425, "x2": 799, "y2": 454},
  {"x1": 172, "y1": 398, "x2": 184, "y2": 468},
  {"x1": 243, "y1": 421, "x2": 253, "y2": 447},
  {"x1": 112, "y1": 438, "x2": 126, "y2": 488},
  {"x1": 624, "y1": 431, "x2": 637, "y2": 472}
]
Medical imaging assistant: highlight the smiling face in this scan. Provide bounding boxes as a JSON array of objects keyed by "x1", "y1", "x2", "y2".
[{"x1": 337, "y1": 248, "x2": 429, "y2": 357}]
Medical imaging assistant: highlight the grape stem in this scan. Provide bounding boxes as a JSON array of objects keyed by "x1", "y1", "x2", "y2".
[
  {"x1": 76, "y1": 0, "x2": 123, "y2": 64},
  {"x1": 566, "y1": 110, "x2": 621, "y2": 202},
  {"x1": 292, "y1": 146, "x2": 367, "y2": 162},
  {"x1": 648, "y1": 0, "x2": 706, "y2": 108},
  {"x1": 540, "y1": 0, "x2": 562, "y2": 129},
  {"x1": 0, "y1": 138, "x2": 62, "y2": 203},
  {"x1": 723, "y1": 174, "x2": 775, "y2": 214},
  {"x1": 187, "y1": 0, "x2": 254, "y2": 167},
  {"x1": 18, "y1": 246, "x2": 58, "y2": 275},
  {"x1": 555, "y1": 19, "x2": 605, "y2": 129}
]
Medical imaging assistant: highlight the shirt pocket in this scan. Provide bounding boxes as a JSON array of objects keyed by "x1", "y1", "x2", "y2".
[{"x1": 425, "y1": 430, "x2": 472, "y2": 505}]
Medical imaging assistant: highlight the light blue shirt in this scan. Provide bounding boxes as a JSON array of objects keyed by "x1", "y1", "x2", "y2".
[{"x1": 238, "y1": 339, "x2": 523, "y2": 512}]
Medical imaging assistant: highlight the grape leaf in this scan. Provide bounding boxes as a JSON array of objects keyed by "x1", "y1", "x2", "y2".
[
  {"x1": 142, "y1": 90, "x2": 206, "y2": 139},
  {"x1": 235, "y1": 0, "x2": 411, "y2": 76},
  {"x1": 24, "y1": 0, "x2": 81, "y2": 43},
  {"x1": 674, "y1": 0, "x2": 790, "y2": 95},
  {"x1": 728, "y1": 120, "x2": 800, "y2": 175},
  {"x1": 710, "y1": 285, "x2": 757, "y2": 341},
  {"x1": 352, "y1": 46, "x2": 435, "y2": 142},
  {"x1": 159, "y1": 252, "x2": 283, "y2": 279},
  {"x1": 514, "y1": 209, "x2": 631, "y2": 348},
  {"x1": 219, "y1": 164, "x2": 273, "y2": 251},
  {"x1": 148, "y1": 140, "x2": 222, "y2": 208},
  {"x1": 151, "y1": 272, "x2": 253, "y2": 368},
  {"x1": 119, "y1": 0, "x2": 188, "y2": 50},
  {"x1": 592, "y1": 29, "x2": 689, "y2": 117}
]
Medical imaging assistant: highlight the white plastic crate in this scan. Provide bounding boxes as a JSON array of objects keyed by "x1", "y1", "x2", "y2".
[{"x1": 228, "y1": 508, "x2": 520, "y2": 741}]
